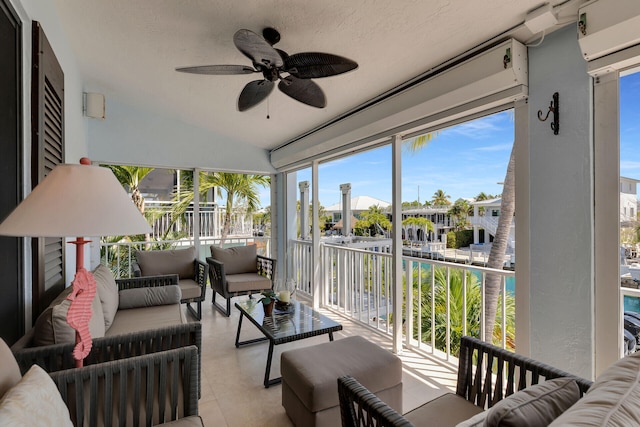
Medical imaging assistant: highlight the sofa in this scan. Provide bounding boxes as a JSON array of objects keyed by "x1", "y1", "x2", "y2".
[
  {"x1": 11, "y1": 264, "x2": 201, "y2": 384},
  {"x1": 338, "y1": 336, "x2": 595, "y2": 427},
  {"x1": 340, "y1": 335, "x2": 640, "y2": 426},
  {"x1": 0, "y1": 337, "x2": 202, "y2": 426}
]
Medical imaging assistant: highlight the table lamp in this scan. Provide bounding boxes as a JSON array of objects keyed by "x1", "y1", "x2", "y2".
[{"x1": 0, "y1": 158, "x2": 152, "y2": 366}]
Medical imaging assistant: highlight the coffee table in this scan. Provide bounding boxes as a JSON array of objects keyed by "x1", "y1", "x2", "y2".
[{"x1": 235, "y1": 299, "x2": 343, "y2": 388}]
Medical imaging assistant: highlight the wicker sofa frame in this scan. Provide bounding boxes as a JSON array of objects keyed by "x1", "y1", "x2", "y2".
[
  {"x1": 50, "y1": 346, "x2": 200, "y2": 426},
  {"x1": 12, "y1": 275, "x2": 202, "y2": 396},
  {"x1": 338, "y1": 336, "x2": 594, "y2": 427},
  {"x1": 206, "y1": 254, "x2": 276, "y2": 316}
]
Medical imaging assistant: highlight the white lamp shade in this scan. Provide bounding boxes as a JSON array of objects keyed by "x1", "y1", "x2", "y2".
[{"x1": 0, "y1": 163, "x2": 152, "y2": 237}]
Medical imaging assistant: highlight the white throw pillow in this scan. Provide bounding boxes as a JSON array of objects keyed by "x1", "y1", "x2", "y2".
[{"x1": 0, "y1": 365, "x2": 72, "y2": 426}]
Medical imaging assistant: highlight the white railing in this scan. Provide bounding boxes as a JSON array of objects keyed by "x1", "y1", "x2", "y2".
[
  {"x1": 143, "y1": 201, "x2": 254, "y2": 240},
  {"x1": 288, "y1": 239, "x2": 515, "y2": 358},
  {"x1": 100, "y1": 236, "x2": 271, "y2": 278}
]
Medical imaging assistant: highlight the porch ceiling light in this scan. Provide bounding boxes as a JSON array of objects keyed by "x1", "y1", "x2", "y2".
[{"x1": 0, "y1": 158, "x2": 151, "y2": 366}]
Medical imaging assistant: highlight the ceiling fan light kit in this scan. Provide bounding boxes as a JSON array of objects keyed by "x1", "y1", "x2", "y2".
[{"x1": 176, "y1": 27, "x2": 358, "y2": 111}]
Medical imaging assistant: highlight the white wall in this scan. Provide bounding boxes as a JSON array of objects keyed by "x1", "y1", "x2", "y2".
[
  {"x1": 527, "y1": 26, "x2": 595, "y2": 378},
  {"x1": 88, "y1": 98, "x2": 276, "y2": 174}
]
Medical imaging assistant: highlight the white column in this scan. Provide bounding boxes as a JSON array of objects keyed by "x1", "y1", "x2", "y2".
[
  {"x1": 193, "y1": 169, "x2": 200, "y2": 256},
  {"x1": 312, "y1": 162, "x2": 321, "y2": 309},
  {"x1": 299, "y1": 181, "x2": 310, "y2": 240},
  {"x1": 594, "y1": 71, "x2": 621, "y2": 375},
  {"x1": 514, "y1": 99, "x2": 530, "y2": 357},
  {"x1": 392, "y1": 135, "x2": 403, "y2": 354},
  {"x1": 340, "y1": 183, "x2": 351, "y2": 236}
]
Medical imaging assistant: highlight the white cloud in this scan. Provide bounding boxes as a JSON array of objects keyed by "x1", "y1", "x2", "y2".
[{"x1": 475, "y1": 143, "x2": 514, "y2": 152}]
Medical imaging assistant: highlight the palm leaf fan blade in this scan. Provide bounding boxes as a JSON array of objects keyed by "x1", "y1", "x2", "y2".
[
  {"x1": 278, "y1": 77, "x2": 326, "y2": 108},
  {"x1": 238, "y1": 80, "x2": 274, "y2": 111},
  {"x1": 284, "y1": 52, "x2": 358, "y2": 79}
]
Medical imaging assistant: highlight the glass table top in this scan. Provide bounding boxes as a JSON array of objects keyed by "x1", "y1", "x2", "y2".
[{"x1": 235, "y1": 299, "x2": 342, "y2": 342}]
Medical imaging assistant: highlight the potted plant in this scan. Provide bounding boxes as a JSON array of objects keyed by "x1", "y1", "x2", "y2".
[{"x1": 259, "y1": 290, "x2": 277, "y2": 316}]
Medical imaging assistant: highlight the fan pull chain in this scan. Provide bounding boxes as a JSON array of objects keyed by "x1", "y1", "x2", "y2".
[{"x1": 266, "y1": 97, "x2": 270, "y2": 119}]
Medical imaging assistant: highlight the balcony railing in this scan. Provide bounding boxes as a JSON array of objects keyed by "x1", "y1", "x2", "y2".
[
  {"x1": 101, "y1": 235, "x2": 513, "y2": 359},
  {"x1": 289, "y1": 239, "x2": 515, "y2": 359}
]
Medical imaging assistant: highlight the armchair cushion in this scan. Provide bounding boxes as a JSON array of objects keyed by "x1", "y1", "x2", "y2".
[
  {"x1": 0, "y1": 365, "x2": 72, "y2": 426},
  {"x1": 211, "y1": 245, "x2": 257, "y2": 274},
  {"x1": 33, "y1": 285, "x2": 106, "y2": 346},
  {"x1": 226, "y1": 273, "x2": 272, "y2": 293},
  {"x1": 93, "y1": 263, "x2": 119, "y2": 329},
  {"x1": 136, "y1": 247, "x2": 196, "y2": 279},
  {"x1": 119, "y1": 284, "x2": 182, "y2": 309},
  {"x1": 177, "y1": 278, "x2": 203, "y2": 299}
]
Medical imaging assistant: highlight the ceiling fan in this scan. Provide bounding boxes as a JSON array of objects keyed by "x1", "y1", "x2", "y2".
[{"x1": 176, "y1": 27, "x2": 358, "y2": 112}]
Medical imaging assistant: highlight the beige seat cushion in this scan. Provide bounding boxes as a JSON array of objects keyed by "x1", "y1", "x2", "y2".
[
  {"x1": 0, "y1": 339, "x2": 21, "y2": 398},
  {"x1": 281, "y1": 336, "x2": 402, "y2": 413},
  {"x1": 93, "y1": 264, "x2": 119, "y2": 330},
  {"x1": 33, "y1": 285, "x2": 105, "y2": 346},
  {"x1": 404, "y1": 393, "x2": 484, "y2": 427},
  {"x1": 178, "y1": 278, "x2": 202, "y2": 299},
  {"x1": 225, "y1": 273, "x2": 272, "y2": 293},
  {"x1": 105, "y1": 304, "x2": 185, "y2": 336},
  {"x1": 549, "y1": 351, "x2": 640, "y2": 426},
  {"x1": 136, "y1": 247, "x2": 195, "y2": 279},
  {"x1": 157, "y1": 415, "x2": 204, "y2": 426},
  {"x1": 211, "y1": 245, "x2": 257, "y2": 274}
]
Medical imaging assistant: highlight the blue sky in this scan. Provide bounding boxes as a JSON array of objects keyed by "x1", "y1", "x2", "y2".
[
  {"x1": 257, "y1": 71, "x2": 640, "y2": 209},
  {"x1": 260, "y1": 110, "x2": 515, "y2": 208},
  {"x1": 620, "y1": 71, "x2": 640, "y2": 179}
]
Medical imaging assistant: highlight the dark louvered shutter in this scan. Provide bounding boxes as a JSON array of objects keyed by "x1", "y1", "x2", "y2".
[
  {"x1": 0, "y1": 0, "x2": 23, "y2": 345},
  {"x1": 31, "y1": 21, "x2": 65, "y2": 321}
]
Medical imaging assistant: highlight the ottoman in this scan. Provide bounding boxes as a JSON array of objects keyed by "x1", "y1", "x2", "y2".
[{"x1": 281, "y1": 336, "x2": 403, "y2": 427}]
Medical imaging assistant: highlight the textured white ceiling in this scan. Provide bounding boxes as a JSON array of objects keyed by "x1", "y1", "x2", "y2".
[{"x1": 52, "y1": 0, "x2": 561, "y2": 150}]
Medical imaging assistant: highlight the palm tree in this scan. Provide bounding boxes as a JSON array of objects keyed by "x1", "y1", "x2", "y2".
[
  {"x1": 406, "y1": 131, "x2": 515, "y2": 345},
  {"x1": 354, "y1": 205, "x2": 392, "y2": 236},
  {"x1": 175, "y1": 172, "x2": 269, "y2": 246},
  {"x1": 431, "y1": 189, "x2": 451, "y2": 206},
  {"x1": 104, "y1": 165, "x2": 155, "y2": 214},
  {"x1": 447, "y1": 199, "x2": 470, "y2": 230},
  {"x1": 402, "y1": 216, "x2": 433, "y2": 242},
  {"x1": 483, "y1": 149, "x2": 515, "y2": 342},
  {"x1": 474, "y1": 191, "x2": 492, "y2": 216},
  {"x1": 411, "y1": 266, "x2": 515, "y2": 355}
]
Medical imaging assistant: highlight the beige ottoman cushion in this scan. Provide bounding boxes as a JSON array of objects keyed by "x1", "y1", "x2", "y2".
[{"x1": 281, "y1": 336, "x2": 402, "y2": 427}]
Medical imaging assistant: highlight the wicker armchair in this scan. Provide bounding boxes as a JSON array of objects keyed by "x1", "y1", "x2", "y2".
[
  {"x1": 51, "y1": 346, "x2": 201, "y2": 426},
  {"x1": 207, "y1": 244, "x2": 276, "y2": 316},
  {"x1": 1, "y1": 336, "x2": 201, "y2": 427},
  {"x1": 133, "y1": 247, "x2": 208, "y2": 320},
  {"x1": 338, "y1": 336, "x2": 593, "y2": 427}
]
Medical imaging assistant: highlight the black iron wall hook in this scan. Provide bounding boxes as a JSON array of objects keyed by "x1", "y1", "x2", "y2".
[{"x1": 537, "y1": 92, "x2": 559, "y2": 135}]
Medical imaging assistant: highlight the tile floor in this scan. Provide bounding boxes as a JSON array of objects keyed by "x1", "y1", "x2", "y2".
[{"x1": 191, "y1": 290, "x2": 457, "y2": 426}]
